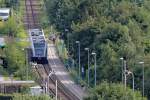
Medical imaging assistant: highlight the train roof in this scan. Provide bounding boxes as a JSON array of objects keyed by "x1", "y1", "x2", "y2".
[
  {"x1": 0, "y1": 8, "x2": 10, "y2": 13},
  {"x1": 29, "y1": 29, "x2": 45, "y2": 44},
  {"x1": 29, "y1": 29, "x2": 47, "y2": 57}
]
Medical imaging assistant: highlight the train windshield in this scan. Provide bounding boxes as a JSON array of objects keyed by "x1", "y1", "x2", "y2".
[
  {"x1": 34, "y1": 43, "x2": 45, "y2": 57},
  {"x1": 34, "y1": 43, "x2": 45, "y2": 48},
  {"x1": 0, "y1": 13, "x2": 8, "y2": 16}
]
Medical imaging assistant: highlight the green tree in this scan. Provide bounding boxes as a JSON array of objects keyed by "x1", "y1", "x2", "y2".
[
  {"x1": 45, "y1": 0, "x2": 150, "y2": 98},
  {"x1": 4, "y1": 42, "x2": 26, "y2": 79},
  {"x1": 13, "y1": 94, "x2": 52, "y2": 100},
  {"x1": 84, "y1": 81, "x2": 147, "y2": 100}
]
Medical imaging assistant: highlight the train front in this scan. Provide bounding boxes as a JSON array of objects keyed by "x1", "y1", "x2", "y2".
[{"x1": 29, "y1": 29, "x2": 48, "y2": 64}]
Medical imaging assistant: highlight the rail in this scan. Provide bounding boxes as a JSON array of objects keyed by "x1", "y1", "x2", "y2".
[
  {"x1": 43, "y1": 64, "x2": 79, "y2": 100},
  {"x1": 34, "y1": 64, "x2": 55, "y2": 97}
]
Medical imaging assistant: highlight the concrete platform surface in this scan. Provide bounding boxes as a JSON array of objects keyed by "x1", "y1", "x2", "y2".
[{"x1": 47, "y1": 44, "x2": 86, "y2": 100}]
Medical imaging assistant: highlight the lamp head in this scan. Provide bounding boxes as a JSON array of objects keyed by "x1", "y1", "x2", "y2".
[
  {"x1": 92, "y1": 52, "x2": 96, "y2": 55},
  {"x1": 85, "y1": 48, "x2": 89, "y2": 50},
  {"x1": 139, "y1": 61, "x2": 144, "y2": 64},
  {"x1": 76, "y1": 41, "x2": 80, "y2": 44},
  {"x1": 120, "y1": 57, "x2": 123, "y2": 60}
]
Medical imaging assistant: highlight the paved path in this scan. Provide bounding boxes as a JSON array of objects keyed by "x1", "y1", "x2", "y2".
[{"x1": 47, "y1": 44, "x2": 86, "y2": 100}]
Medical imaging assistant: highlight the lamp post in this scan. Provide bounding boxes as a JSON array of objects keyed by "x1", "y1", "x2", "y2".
[
  {"x1": 65, "y1": 29, "x2": 69, "y2": 52},
  {"x1": 47, "y1": 70, "x2": 55, "y2": 94},
  {"x1": 139, "y1": 61, "x2": 144, "y2": 97},
  {"x1": 120, "y1": 57, "x2": 124, "y2": 84},
  {"x1": 85, "y1": 48, "x2": 90, "y2": 86},
  {"x1": 92, "y1": 52, "x2": 96, "y2": 86},
  {"x1": 76, "y1": 41, "x2": 81, "y2": 80},
  {"x1": 55, "y1": 79, "x2": 58, "y2": 100},
  {"x1": 32, "y1": 62, "x2": 48, "y2": 93},
  {"x1": 124, "y1": 59, "x2": 127, "y2": 89},
  {"x1": 22, "y1": 48, "x2": 28, "y2": 80},
  {"x1": 126, "y1": 70, "x2": 135, "y2": 92},
  {"x1": 47, "y1": 70, "x2": 58, "y2": 100}
]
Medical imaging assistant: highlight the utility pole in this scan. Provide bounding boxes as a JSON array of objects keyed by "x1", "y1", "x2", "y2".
[
  {"x1": 127, "y1": 71, "x2": 135, "y2": 92},
  {"x1": 124, "y1": 59, "x2": 127, "y2": 89},
  {"x1": 22, "y1": 48, "x2": 28, "y2": 80},
  {"x1": 85, "y1": 48, "x2": 90, "y2": 86},
  {"x1": 139, "y1": 61, "x2": 145, "y2": 97},
  {"x1": 76, "y1": 41, "x2": 81, "y2": 80},
  {"x1": 56, "y1": 80, "x2": 58, "y2": 100},
  {"x1": 65, "y1": 29, "x2": 69, "y2": 53},
  {"x1": 26, "y1": 48, "x2": 28, "y2": 80},
  {"x1": 47, "y1": 70, "x2": 55, "y2": 95},
  {"x1": 92, "y1": 52, "x2": 96, "y2": 86},
  {"x1": 120, "y1": 57, "x2": 124, "y2": 84}
]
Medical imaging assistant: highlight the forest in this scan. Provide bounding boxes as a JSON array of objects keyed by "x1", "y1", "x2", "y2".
[{"x1": 45, "y1": 0, "x2": 150, "y2": 99}]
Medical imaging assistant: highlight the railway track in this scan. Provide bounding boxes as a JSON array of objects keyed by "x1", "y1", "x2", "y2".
[
  {"x1": 33, "y1": 63, "x2": 80, "y2": 100},
  {"x1": 24, "y1": 0, "x2": 40, "y2": 29},
  {"x1": 34, "y1": 64, "x2": 79, "y2": 100},
  {"x1": 24, "y1": 0, "x2": 81, "y2": 100}
]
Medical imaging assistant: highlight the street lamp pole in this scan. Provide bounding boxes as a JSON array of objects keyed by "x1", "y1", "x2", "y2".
[
  {"x1": 47, "y1": 70, "x2": 55, "y2": 95},
  {"x1": 132, "y1": 72, "x2": 135, "y2": 92},
  {"x1": 127, "y1": 71, "x2": 135, "y2": 92},
  {"x1": 85, "y1": 48, "x2": 90, "y2": 86},
  {"x1": 22, "y1": 48, "x2": 28, "y2": 80},
  {"x1": 26, "y1": 48, "x2": 28, "y2": 80},
  {"x1": 76, "y1": 41, "x2": 81, "y2": 80},
  {"x1": 124, "y1": 59, "x2": 127, "y2": 89},
  {"x1": 92, "y1": 52, "x2": 96, "y2": 86},
  {"x1": 120, "y1": 57, "x2": 124, "y2": 84},
  {"x1": 65, "y1": 29, "x2": 69, "y2": 52},
  {"x1": 56, "y1": 79, "x2": 58, "y2": 100},
  {"x1": 139, "y1": 61, "x2": 144, "y2": 97},
  {"x1": 47, "y1": 70, "x2": 58, "y2": 100}
]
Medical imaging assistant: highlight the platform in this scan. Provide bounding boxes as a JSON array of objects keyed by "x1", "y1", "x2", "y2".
[{"x1": 47, "y1": 44, "x2": 86, "y2": 100}]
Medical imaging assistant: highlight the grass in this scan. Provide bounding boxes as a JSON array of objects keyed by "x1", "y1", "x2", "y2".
[
  {"x1": 3, "y1": 76, "x2": 10, "y2": 81},
  {"x1": 16, "y1": 29, "x2": 28, "y2": 38}
]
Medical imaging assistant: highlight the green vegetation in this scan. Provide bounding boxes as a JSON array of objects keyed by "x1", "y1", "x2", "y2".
[
  {"x1": 45, "y1": 0, "x2": 150, "y2": 99},
  {"x1": 13, "y1": 94, "x2": 52, "y2": 100},
  {"x1": 0, "y1": 0, "x2": 18, "y2": 8},
  {"x1": 4, "y1": 42, "x2": 27, "y2": 79},
  {"x1": 84, "y1": 81, "x2": 146, "y2": 100},
  {"x1": 0, "y1": 0, "x2": 30, "y2": 80},
  {"x1": 0, "y1": 94, "x2": 52, "y2": 100}
]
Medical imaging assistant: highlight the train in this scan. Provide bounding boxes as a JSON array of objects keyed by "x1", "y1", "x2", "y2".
[{"x1": 29, "y1": 29, "x2": 48, "y2": 64}]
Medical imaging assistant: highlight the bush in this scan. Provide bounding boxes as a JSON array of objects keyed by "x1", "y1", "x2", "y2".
[
  {"x1": 84, "y1": 81, "x2": 147, "y2": 100},
  {"x1": 0, "y1": 94, "x2": 52, "y2": 100}
]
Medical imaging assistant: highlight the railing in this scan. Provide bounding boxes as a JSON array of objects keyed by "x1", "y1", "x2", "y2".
[{"x1": 43, "y1": 64, "x2": 80, "y2": 100}]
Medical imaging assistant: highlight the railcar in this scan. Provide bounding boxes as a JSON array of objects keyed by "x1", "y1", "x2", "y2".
[{"x1": 29, "y1": 29, "x2": 48, "y2": 64}]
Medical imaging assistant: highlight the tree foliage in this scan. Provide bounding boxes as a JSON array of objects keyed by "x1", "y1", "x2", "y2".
[
  {"x1": 84, "y1": 81, "x2": 146, "y2": 100},
  {"x1": 0, "y1": 94, "x2": 52, "y2": 100},
  {"x1": 0, "y1": 0, "x2": 19, "y2": 7},
  {"x1": 4, "y1": 42, "x2": 26, "y2": 79},
  {"x1": 12, "y1": 94, "x2": 52, "y2": 100},
  {"x1": 45, "y1": 0, "x2": 150, "y2": 99}
]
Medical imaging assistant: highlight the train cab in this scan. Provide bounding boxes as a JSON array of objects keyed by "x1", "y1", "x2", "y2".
[{"x1": 29, "y1": 29, "x2": 48, "y2": 64}]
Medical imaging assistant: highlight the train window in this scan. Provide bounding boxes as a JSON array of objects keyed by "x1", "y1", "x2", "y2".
[
  {"x1": 35, "y1": 49, "x2": 44, "y2": 56},
  {"x1": 39, "y1": 32, "x2": 42, "y2": 35},
  {"x1": 0, "y1": 13, "x2": 9, "y2": 16},
  {"x1": 31, "y1": 32, "x2": 35, "y2": 36},
  {"x1": 34, "y1": 43, "x2": 45, "y2": 48}
]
